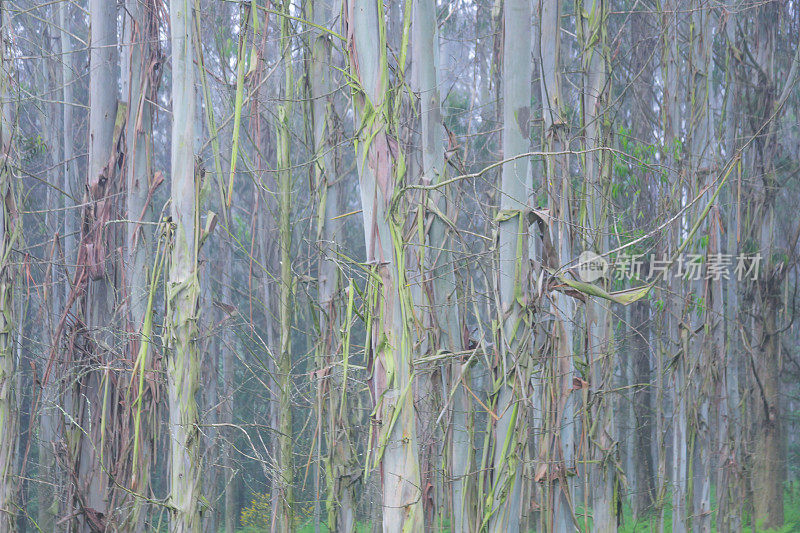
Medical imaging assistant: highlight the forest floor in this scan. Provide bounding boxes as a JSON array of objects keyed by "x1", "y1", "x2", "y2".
[{"x1": 252, "y1": 486, "x2": 800, "y2": 532}]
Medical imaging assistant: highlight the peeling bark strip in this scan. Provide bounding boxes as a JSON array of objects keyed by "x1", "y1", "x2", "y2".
[
  {"x1": 344, "y1": 0, "x2": 424, "y2": 530},
  {"x1": 167, "y1": 0, "x2": 202, "y2": 531}
]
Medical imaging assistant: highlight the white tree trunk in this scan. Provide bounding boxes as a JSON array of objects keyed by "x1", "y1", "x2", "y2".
[
  {"x1": 488, "y1": 0, "x2": 532, "y2": 530},
  {"x1": 167, "y1": 0, "x2": 202, "y2": 530},
  {"x1": 345, "y1": 0, "x2": 424, "y2": 529}
]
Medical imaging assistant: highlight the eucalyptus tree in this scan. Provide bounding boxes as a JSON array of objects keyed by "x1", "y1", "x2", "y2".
[
  {"x1": 486, "y1": 0, "x2": 532, "y2": 529},
  {"x1": 37, "y1": 5, "x2": 62, "y2": 529},
  {"x1": 539, "y1": 0, "x2": 577, "y2": 528},
  {"x1": 66, "y1": 0, "x2": 121, "y2": 528},
  {"x1": 658, "y1": 1, "x2": 687, "y2": 530},
  {"x1": 166, "y1": 0, "x2": 202, "y2": 530},
  {"x1": 575, "y1": 0, "x2": 615, "y2": 528},
  {"x1": 307, "y1": 0, "x2": 359, "y2": 528},
  {"x1": 717, "y1": 3, "x2": 743, "y2": 529},
  {"x1": 686, "y1": 1, "x2": 715, "y2": 528},
  {"x1": 743, "y1": 1, "x2": 800, "y2": 526},
  {"x1": 412, "y1": 0, "x2": 475, "y2": 529},
  {"x1": 0, "y1": 4, "x2": 18, "y2": 530},
  {"x1": 344, "y1": 0, "x2": 424, "y2": 529},
  {"x1": 270, "y1": 2, "x2": 296, "y2": 529},
  {"x1": 122, "y1": 0, "x2": 162, "y2": 527}
]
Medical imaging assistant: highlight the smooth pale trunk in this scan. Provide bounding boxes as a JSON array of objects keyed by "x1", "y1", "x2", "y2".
[
  {"x1": 0, "y1": 5, "x2": 17, "y2": 529},
  {"x1": 412, "y1": 0, "x2": 474, "y2": 529},
  {"x1": 74, "y1": 2, "x2": 119, "y2": 529},
  {"x1": 577, "y1": 0, "x2": 614, "y2": 528},
  {"x1": 539, "y1": 0, "x2": 575, "y2": 528},
  {"x1": 347, "y1": 0, "x2": 424, "y2": 529},
  {"x1": 167, "y1": 0, "x2": 202, "y2": 531},
  {"x1": 122, "y1": 0, "x2": 159, "y2": 527},
  {"x1": 489, "y1": 0, "x2": 532, "y2": 530}
]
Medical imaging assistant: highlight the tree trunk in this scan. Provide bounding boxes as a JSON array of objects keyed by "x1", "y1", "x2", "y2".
[
  {"x1": 0, "y1": 5, "x2": 18, "y2": 528},
  {"x1": 539, "y1": 0, "x2": 577, "y2": 528},
  {"x1": 72, "y1": 1, "x2": 119, "y2": 529},
  {"x1": 308, "y1": 0, "x2": 358, "y2": 528},
  {"x1": 273, "y1": 2, "x2": 294, "y2": 528},
  {"x1": 487, "y1": 0, "x2": 532, "y2": 530},
  {"x1": 167, "y1": 0, "x2": 202, "y2": 530},
  {"x1": 577, "y1": 0, "x2": 615, "y2": 529},
  {"x1": 122, "y1": 0, "x2": 160, "y2": 527},
  {"x1": 345, "y1": 0, "x2": 425, "y2": 529}
]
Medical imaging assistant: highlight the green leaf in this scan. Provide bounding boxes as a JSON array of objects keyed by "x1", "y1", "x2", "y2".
[{"x1": 558, "y1": 276, "x2": 652, "y2": 305}]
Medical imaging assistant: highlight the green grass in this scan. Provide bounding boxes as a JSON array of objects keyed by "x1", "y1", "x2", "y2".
[
  {"x1": 612, "y1": 485, "x2": 800, "y2": 533},
  {"x1": 234, "y1": 486, "x2": 800, "y2": 532}
]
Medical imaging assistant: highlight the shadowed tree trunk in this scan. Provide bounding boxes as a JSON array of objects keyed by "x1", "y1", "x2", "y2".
[{"x1": 0, "y1": 4, "x2": 18, "y2": 528}]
